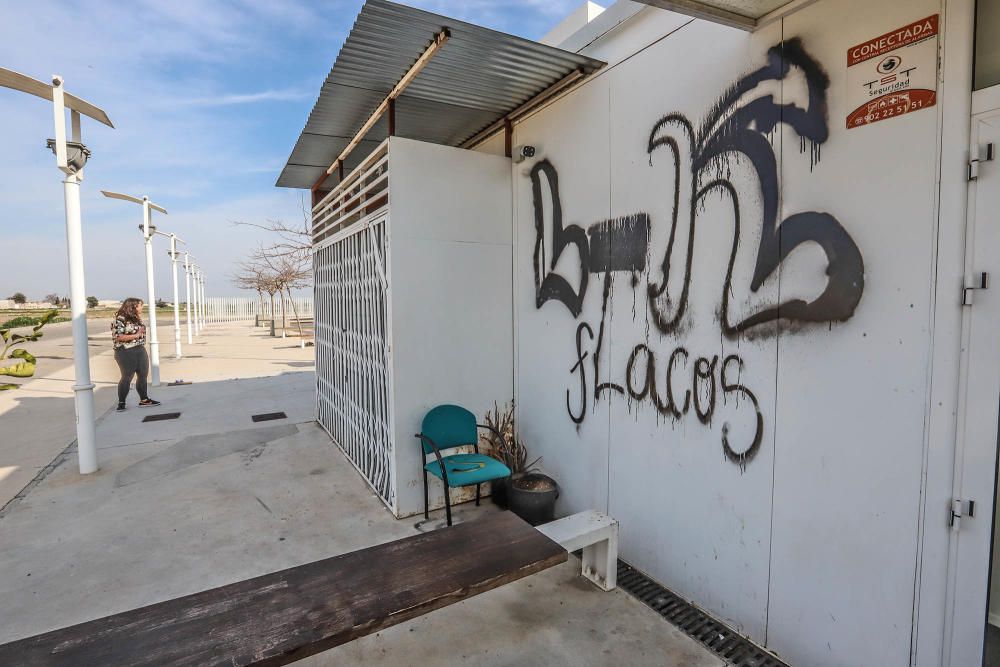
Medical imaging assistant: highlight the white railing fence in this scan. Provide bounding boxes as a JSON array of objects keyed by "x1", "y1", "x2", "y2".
[{"x1": 202, "y1": 297, "x2": 314, "y2": 324}]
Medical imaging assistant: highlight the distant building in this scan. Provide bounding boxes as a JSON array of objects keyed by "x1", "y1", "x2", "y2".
[{"x1": 0, "y1": 300, "x2": 61, "y2": 310}]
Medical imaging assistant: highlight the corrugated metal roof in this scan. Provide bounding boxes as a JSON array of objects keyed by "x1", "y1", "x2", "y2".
[{"x1": 276, "y1": 0, "x2": 604, "y2": 190}]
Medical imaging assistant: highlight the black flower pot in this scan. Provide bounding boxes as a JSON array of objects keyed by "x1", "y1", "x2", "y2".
[
  {"x1": 507, "y1": 473, "x2": 559, "y2": 526},
  {"x1": 490, "y1": 478, "x2": 509, "y2": 509}
]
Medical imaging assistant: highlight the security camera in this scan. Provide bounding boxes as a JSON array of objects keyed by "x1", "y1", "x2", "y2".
[{"x1": 513, "y1": 145, "x2": 536, "y2": 163}]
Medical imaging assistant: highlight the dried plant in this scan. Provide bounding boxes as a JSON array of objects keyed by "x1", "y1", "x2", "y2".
[{"x1": 481, "y1": 401, "x2": 539, "y2": 474}]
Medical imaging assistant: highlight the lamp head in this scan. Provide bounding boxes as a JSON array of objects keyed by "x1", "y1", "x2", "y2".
[{"x1": 46, "y1": 139, "x2": 90, "y2": 173}]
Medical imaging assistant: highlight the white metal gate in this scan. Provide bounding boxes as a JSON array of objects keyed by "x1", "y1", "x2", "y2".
[{"x1": 314, "y1": 216, "x2": 395, "y2": 509}]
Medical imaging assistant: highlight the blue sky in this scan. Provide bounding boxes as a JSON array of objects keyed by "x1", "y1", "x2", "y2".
[{"x1": 0, "y1": 0, "x2": 583, "y2": 301}]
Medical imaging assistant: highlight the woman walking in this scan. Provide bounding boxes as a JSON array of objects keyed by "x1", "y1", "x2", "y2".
[{"x1": 112, "y1": 298, "x2": 160, "y2": 412}]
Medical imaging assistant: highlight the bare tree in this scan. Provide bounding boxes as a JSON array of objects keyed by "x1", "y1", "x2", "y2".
[
  {"x1": 231, "y1": 195, "x2": 311, "y2": 259},
  {"x1": 230, "y1": 259, "x2": 281, "y2": 331},
  {"x1": 253, "y1": 247, "x2": 311, "y2": 339},
  {"x1": 232, "y1": 194, "x2": 314, "y2": 338}
]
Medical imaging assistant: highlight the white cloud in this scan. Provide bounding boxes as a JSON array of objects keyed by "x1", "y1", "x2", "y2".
[{"x1": 171, "y1": 89, "x2": 314, "y2": 107}]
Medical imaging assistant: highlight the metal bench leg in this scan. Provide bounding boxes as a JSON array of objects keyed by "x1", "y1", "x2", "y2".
[
  {"x1": 475, "y1": 483, "x2": 481, "y2": 506},
  {"x1": 581, "y1": 529, "x2": 618, "y2": 592}
]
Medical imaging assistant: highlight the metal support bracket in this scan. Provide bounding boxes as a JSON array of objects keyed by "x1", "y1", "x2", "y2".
[
  {"x1": 951, "y1": 498, "x2": 976, "y2": 529},
  {"x1": 962, "y1": 272, "x2": 989, "y2": 305},
  {"x1": 969, "y1": 142, "x2": 995, "y2": 181}
]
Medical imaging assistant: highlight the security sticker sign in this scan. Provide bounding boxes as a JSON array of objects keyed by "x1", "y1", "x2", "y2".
[{"x1": 846, "y1": 15, "x2": 939, "y2": 129}]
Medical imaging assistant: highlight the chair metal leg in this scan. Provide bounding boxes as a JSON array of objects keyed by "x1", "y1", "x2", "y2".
[
  {"x1": 423, "y1": 470, "x2": 429, "y2": 520},
  {"x1": 443, "y1": 482, "x2": 453, "y2": 527},
  {"x1": 476, "y1": 483, "x2": 481, "y2": 506}
]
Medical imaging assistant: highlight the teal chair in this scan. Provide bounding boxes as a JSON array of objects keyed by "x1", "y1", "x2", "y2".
[{"x1": 415, "y1": 404, "x2": 512, "y2": 526}]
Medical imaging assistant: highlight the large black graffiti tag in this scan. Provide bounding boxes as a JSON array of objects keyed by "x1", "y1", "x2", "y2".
[
  {"x1": 530, "y1": 38, "x2": 865, "y2": 467},
  {"x1": 646, "y1": 38, "x2": 865, "y2": 335}
]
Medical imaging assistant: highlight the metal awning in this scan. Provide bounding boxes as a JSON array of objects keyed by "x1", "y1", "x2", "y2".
[
  {"x1": 633, "y1": 0, "x2": 807, "y2": 30},
  {"x1": 277, "y1": 0, "x2": 604, "y2": 190}
]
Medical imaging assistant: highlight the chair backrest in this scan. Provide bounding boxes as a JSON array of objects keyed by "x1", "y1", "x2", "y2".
[{"x1": 420, "y1": 404, "x2": 477, "y2": 454}]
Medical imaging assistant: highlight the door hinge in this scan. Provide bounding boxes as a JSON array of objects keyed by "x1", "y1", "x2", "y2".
[
  {"x1": 951, "y1": 498, "x2": 976, "y2": 529},
  {"x1": 969, "y1": 142, "x2": 995, "y2": 181},
  {"x1": 962, "y1": 272, "x2": 989, "y2": 305}
]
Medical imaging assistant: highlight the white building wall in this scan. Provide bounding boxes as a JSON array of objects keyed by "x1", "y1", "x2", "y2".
[
  {"x1": 388, "y1": 137, "x2": 514, "y2": 517},
  {"x1": 767, "y1": 3, "x2": 941, "y2": 664},
  {"x1": 502, "y1": 1, "x2": 959, "y2": 664}
]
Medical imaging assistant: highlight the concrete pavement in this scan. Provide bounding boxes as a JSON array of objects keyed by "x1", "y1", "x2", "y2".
[
  {"x1": 0, "y1": 320, "x2": 721, "y2": 666},
  {"x1": 0, "y1": 369, "x2": 719, "y2": 666},
  {"x1": 0, "y1": 318, "x2": 312, "y2": 509}
]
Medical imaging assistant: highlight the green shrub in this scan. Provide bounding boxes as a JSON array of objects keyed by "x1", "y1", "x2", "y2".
[{"x1": 1, "y1": 310, "x2": 60, "y2": 390}]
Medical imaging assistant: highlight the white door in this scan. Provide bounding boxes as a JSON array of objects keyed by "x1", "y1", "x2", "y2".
[{"x1": 947, "y1": 110, "x2": 1000, "y2": 666}]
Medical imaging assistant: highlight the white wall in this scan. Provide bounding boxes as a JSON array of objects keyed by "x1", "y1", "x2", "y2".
[
  {"x1": 388, "y1": 137, "x2": 514, "y2": 517},
  {"x1": 992, "y1": 497, "x2": 1000, "y2": 625},
  {"x1": 507, "y1": 1, "x2": 957, "y2": 664}
]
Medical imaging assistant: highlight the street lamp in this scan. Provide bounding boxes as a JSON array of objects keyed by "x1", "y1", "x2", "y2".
[
  {"x1": 191, "y1": 262, "x2": 201, "y2": 336},
  {"x1": 184, "y1": 253, "x2": 195, "y2": 344},
  {"x1": 195, "y1": 267, "x2": 204, "y2": 331},
  {"x1": 200, "y1": 271, "x2": 207, "y2": 328},
  {"x1": 100, "y1": 190, "x2": 168, "y2": 386},
  {"x1": 0, "y1": 68, "x2": 114, "y2": 476},
  {"x1": 166, "y1": 235, "x2": 186, "y2": 358}
]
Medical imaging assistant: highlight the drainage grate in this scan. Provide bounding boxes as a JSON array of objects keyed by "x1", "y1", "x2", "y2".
[
  {"x1": 142, "y1": 412, "x2": 181, "y2": 423},
  {"x1": 616, "y1": 560, "x2": 788, "y2": 667},
  {"x1": 251, "y1": 412, "x2": 287, "y2": 423}
]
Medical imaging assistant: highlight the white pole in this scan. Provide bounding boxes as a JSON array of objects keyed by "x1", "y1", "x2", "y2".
[
  {"x1": 201, "y1": 273, "x2": 207, "y2": 328},
  {"x1": 63, "y1": 172, "x2": 98, "y2": 474},
  {"x1": 142, "y1": 199, "x2": 160, "y2": 387},
  {"x1": 52, "y1": 77, "x2": 98, "y2": 475},
  {"x1": 196, "y1": 269, "x2": 203, "y2": 329},
  {"x1": 170, "y1": 236, "x2": 182, "y2": 358},
  {"x1": 192, "y1": 266, "x2": 200, "y2": 336},
  {"x1": 194, "y1": 268, "x2": 205, "y2": 333},
  {"x1": 184, "y1": 254, "x2": 193, "y2": 344}
]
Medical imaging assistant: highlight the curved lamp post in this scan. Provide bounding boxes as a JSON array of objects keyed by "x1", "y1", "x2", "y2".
[
  {"x1": 100, "y1": 191, "x2": 168, "y2": 387},
  {"x1": 184, "y1": 253, "x2": 195, "y2": 344},
  {"x1": 166, "y1": 235, "x2": 186, "y2": 358},
  {"x1": 195, "y1": 267, "x2": 204, "y2": 331},
  {"x1": 191, "y1": 262, "x2": 201, "y2": 336},
  {"x1": 0, "y1": 68, "x2": 114, "y2": 475},
  {"x1": 199, "y1": 270, "x2": 207, "y2": 328}
]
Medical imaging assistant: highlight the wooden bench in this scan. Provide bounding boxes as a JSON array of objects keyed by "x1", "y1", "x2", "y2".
[
  {"x1": 0, "y1": 512, "x2": 565, "y2": 667},
  {"x1": 537, "y1": 510, "x2": 618, "y2": 591}
]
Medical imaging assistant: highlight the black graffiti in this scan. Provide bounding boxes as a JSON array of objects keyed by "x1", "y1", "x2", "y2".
[
  {"x1": 533, "y1": 39, "x2": 863, "y2": 467},
  {"x1": 720, "y1": 355, "x2": 763, "y2": 466},
  {"x1": 573, "y1": 327, "x2": 764, "y2": 460},
  {"x1": 531, "y1": 38, "x2": 865, "y2": 336},
  {"x1": 647, "y1": 37, "x2": 865, "y2": 336},
  {"x1": 587, "y1": 214, "x2": 650, "y2": 273},
  {"x1": 593, "y1": 273, "x2": 624, "y2": 400},
  {"x1": 622, "y1": 345, "x2": 763, "y2": 462},
  {"x1": 531, "y1": 160, "x2": 589, "y2": 317}
]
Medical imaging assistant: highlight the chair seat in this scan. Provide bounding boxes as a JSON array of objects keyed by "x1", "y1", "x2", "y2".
[{"x1": 424, "y1": 453, "x2": 511, "y2": 487}]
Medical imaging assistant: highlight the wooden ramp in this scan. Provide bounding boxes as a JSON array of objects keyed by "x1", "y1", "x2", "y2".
[{"x1": 0, "y1": 512, "x2": 565, "y2": 666}]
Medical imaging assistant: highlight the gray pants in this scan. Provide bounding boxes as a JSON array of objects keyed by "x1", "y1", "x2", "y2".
[{"x1": 114, "y1": 346, "x2": 149, "y2": 403}]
